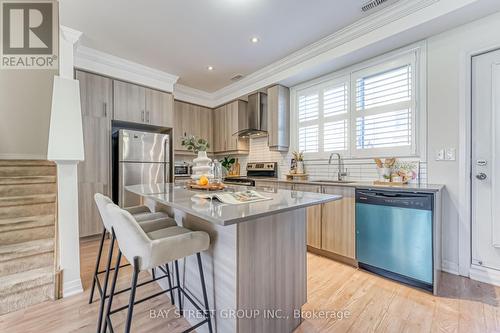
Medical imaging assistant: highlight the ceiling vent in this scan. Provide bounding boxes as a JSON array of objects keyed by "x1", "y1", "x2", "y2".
[
  {"x1": 231, "y1": 74, "x2": 245, "y2": 82},
  {"x1": 362, "y1": 0, "x2": 390, "y2": 12}
]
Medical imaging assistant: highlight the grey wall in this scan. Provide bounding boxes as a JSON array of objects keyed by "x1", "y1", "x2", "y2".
[
  {"x1": 427, "y1": 11, "x2": 500, "y2": 273},
  {"x1": 0, "y1": 69, "x2": 57, "y2": 159}
]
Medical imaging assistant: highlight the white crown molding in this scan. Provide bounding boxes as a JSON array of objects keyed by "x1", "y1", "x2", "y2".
[
  {"x1": 60, "y1": 25, "x2": 82, "y2": 45},
  {"x1": 74, "y1": 46, "x2": 179, "y2": 92},
  {"x1": 174, "y1": 83, "x2": 214, "y2": 106},
  {"x1": 175, "y1": 0, "x2": 480, "y2": 108}
]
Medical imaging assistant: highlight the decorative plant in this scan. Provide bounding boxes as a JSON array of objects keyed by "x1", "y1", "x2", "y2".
[
  {"x1": 292, "y1": 151, "x2": 304, "y2": 162},
  {"x1": 181, "y1": 135, "x2": 209, "y2": 154},
  {"x1": 221, "y1": 156, "x2": 236, "y2": 171}
]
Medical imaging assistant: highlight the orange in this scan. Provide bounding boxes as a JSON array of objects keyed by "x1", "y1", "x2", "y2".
[{"x1": 197, "y1": 175, "x2": 209, "y2": 186}]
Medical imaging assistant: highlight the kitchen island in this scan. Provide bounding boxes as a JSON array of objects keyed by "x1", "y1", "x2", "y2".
[{"x1": 126, "y1": 183, "x2": 341, "y2": 333}]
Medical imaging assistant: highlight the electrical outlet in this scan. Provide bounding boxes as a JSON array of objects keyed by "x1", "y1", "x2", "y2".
[
  {"x1": 445, "y1": 148, "x2": 456, "y2": 161},
  {"x1": 435, "y1": 149, "x2": 445, "y2": 161}
]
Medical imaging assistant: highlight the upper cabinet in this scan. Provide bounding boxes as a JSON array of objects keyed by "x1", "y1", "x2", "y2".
[
  {"x1": 146, "y1": 88, "x2": 174, "y2": 128},
  {"x1": 113, "y1": 79, "x2": 173, "y2": 127},
  {"x1": 267, "y1": 85, "x2": 290, "y2": 151},
  {"x1": 174, "y1": 100, "x2": 213, "y2": 154},
  {"x1": 212, "y1": 100, "x2": 249, "y2": 154}
]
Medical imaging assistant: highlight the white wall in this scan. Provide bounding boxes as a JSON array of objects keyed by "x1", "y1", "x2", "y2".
[
  {"x1": 427, "y1": 11, "x2": 500, "y2": 274},
  {"x1": 0, "y1": 70, "x2": 57, "y2": 159}
]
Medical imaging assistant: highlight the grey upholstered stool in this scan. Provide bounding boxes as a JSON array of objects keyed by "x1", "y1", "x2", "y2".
[
  {"x1": 92, "y1": 193, "x2": 177, "y2": 333},
  {"x1": 103, "y1": 204, "x2": 212, "y2": 333}
]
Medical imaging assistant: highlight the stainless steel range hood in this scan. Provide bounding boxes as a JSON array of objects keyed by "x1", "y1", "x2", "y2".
[{"x1": 235, "y1": 92, "x2": 267, "y2": 138}]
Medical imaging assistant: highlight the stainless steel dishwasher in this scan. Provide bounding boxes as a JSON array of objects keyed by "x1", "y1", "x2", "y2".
[{"x1": 355, "y1": 189, "x2": 434, "y2": 292}]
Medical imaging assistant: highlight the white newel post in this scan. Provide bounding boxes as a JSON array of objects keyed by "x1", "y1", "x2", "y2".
[{"x1": 47, "y1": 26, "x2": 84, "y2": 297}]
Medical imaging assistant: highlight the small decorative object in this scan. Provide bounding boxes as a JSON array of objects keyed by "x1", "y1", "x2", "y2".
[
  {"x1": 374, "y1": 158, "x2": 396, "y2": 182},
  {"x1": 290, "y1": 158, "x2": 297, "y2": 174},
  {"x1": 292, "y1": 151, "x2": 305, "y2": 174},
  {"x1": 221, "y1": 156, "x2": 236, "y2": 175},
  {"x1": 182, "y1": 135, "x2": 213, "y2": 181},
  {"x1": 393, "y1": 160, "x2": 419, "y2": 184}
]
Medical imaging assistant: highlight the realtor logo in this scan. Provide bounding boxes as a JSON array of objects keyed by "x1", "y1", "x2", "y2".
[{"x1": 1, "y1": 0, "x2": 58, "y2": 69}]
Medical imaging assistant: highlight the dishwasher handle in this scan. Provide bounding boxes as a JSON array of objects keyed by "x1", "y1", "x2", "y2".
[{"x1": 356, "y1": 189, "x2": 433, "y2": 211}]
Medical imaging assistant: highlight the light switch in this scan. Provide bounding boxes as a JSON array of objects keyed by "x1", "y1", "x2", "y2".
[
  {"x1": 435, "y1": 149, "x2": 445, "y2": 161},
  {"x1": 445, "y1": 148, "x2": 456, "y2": 161}
]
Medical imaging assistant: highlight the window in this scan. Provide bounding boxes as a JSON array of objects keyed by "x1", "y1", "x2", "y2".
[
  {"x1": 294, "y1": 50, "x2": 420, "y2": 158},
  {"x1": 297, "y1": 80, "x2": 349, "y2": 154}
]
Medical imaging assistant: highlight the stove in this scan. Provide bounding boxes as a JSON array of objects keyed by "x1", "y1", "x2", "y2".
[{"x1": 224, "y1": 162, "x2": 278, "y2": 186}]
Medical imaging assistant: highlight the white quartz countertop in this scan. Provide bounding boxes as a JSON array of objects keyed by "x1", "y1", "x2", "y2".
[{"x1": 126, "y1": 183, "x2": 341, "y2": 226}]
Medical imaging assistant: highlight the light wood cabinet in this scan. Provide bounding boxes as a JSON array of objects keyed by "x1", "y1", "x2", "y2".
[
  {"x1": 146, "y1": 88, "x2": 174, "y2": 127},
  {"x1": 174, "y1": 100, "x2": 213, "y2": 153},
  {"x1": 113, "y1": 80, "x2": 145, "y2": 123},
  {"x1": 321, "y1": 186, "x2": 356, "y2": 259},
  {"x1": 76, "y1": 70, "x2": 112, "y2": 237},
  {"x1": 294, "y1": 184, "x2": 322, "y2": 249},
  {"x1": 114, "y1": 80, "x2": 173, "y2": 127},
  {"x1": 212, "y1": 100, "x2": 249, "y2": 154}
]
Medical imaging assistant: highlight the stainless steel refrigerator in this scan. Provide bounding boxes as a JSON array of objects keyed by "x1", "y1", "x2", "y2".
[{"x1": 117, "y1": 129, "x2": 170, "y2": 207}]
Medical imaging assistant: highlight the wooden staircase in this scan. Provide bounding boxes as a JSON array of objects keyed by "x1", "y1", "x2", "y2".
[{"x1": 0, "y1": 160, "x2": 57, "y2": 315}]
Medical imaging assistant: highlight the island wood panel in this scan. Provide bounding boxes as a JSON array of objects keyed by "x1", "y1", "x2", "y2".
[
  {"x1": 237, "y1": 208, "x2": 307, "y2": 333},
  {"x1": 113, "y1": 80, "x2": 146, "y2": 123},
  {"x1": 321, "y1": 186, "x2": 356, "y2": 259},
  {"x1": 154, "y1": 207, "x2": 238, "y2": 333},
  {"x1": 145, "y1": 89, "x2": 173, "y2": 128},
  {"x1": 76, "y1": 70, "x2": 112, "y2": 237}
]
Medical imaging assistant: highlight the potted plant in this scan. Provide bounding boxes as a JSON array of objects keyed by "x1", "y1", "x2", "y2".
[
  {"x1": 221, "y1": 156, "x2": 236, "y2": 176},
  {"x1": 181, "y1": 135, "x2": 209, "y2": 154},
  {"x1": 292, "y1": 151, "x2": 305, "y2": 174},
  {"x1": 182, "y1": 135, "x2": 212, "y2": 180}
]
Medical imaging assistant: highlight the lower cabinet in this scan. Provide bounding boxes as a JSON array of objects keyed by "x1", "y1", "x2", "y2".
[
  {"x1": 252, "y1": 182, "x2": 356, "y2": 261},
  {"x1": 293, "y1": 184, "x2": 322, "y2": 249},
  {"x1": 321, "y1": 186, "x2": 356, "y2": 260}
]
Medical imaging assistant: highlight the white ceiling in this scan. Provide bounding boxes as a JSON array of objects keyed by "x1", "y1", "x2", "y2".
[{"x1": 61, "y1": 0, "x2": 377, "y2": 92}]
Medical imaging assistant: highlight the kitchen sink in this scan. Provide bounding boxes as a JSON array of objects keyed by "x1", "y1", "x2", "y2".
[{"x1": 314, "y1": 179, "x2": 355, "y2": 184}]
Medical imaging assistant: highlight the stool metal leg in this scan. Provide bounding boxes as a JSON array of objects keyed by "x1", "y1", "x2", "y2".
[
  {"x1": 165, "y1": 263, "x2": 175, "y2": 305},
  {"x1": 174, "y1": 260, "x2": 183, "y2": 316},
  {"x1": 197, "y1": 253, "x2": 213, "y2": 333},
  {"x1": 124, "y1": 257, "x2": 140, "y2": 333},
  {"x1": 102, "y1": 250, "x2": 122, "y2": 333},
  {"x1": 89, "y1": 228, "x2": 107, "y2": 304},
  {"x1": 96, "y1": 230, "x2": 116, "y2": 333}
]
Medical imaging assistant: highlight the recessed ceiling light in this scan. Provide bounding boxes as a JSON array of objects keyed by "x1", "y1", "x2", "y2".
[
  {"x1": 250, "y1": 36, "x2": 259, "y2": 43},
  {"x1": 207, "y1": 66, "x2": 214, "y2": 71}
]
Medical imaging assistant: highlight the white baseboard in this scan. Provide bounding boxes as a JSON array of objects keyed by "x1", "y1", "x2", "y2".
[
  {"x1": 469, "y1": 264, "x2": 500, "y2": 287},
  {"x1": 63, "y1": 278, "x2": 84, "y2": 298},
  {"x1": 441, "y1": 260, "x2": 459, "y2": 275}
]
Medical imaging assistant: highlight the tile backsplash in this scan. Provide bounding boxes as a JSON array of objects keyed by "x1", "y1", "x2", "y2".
[{"x1": 175, "y1": 136, "x2": 427, "y2": 184}]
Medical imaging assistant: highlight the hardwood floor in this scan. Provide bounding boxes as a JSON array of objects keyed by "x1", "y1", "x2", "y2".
[{"x1": 1, "y1": 237, "x2": 500, "y2": 332}]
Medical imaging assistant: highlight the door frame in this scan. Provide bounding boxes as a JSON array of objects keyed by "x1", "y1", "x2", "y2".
[{"x1": 458, "y1": 44, "x2": 500, "y2": 277}]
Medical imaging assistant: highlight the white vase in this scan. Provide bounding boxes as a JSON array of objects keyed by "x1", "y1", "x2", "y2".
[
  {"x1": 191, "y1": 151, "x2": 214, "y2": 180},
  {"x1": 296, "y1": 161, "x2": 305, "y2": 174}
]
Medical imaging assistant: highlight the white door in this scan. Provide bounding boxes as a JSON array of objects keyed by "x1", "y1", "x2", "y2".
[{"x1": 472, "y1": 49, "x2": 500, "y2": 270}]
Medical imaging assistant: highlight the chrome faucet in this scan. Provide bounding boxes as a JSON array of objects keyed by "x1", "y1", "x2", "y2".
[{"x1": 328, "y1": 153, "x2": 348, "y2": 181}]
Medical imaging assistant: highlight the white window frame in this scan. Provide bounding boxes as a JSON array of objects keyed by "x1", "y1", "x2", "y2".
[
  {"x1": 296, "y1": 76, "x2": 350, "y2": 157},
  {"x1": 290, "y1": 41, "x2": 427, "y2": 161}
]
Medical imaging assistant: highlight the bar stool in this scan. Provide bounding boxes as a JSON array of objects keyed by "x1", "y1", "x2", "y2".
[
  {"x1": 93, "y1": 193, "x2": 177, "y2": 333},
  {"x1": 103, "y1": 204, "x2": 213, "y2": 333}
]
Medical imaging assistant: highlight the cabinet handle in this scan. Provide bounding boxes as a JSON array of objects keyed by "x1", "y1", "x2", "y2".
[
  {"x1": 103, "y1": 102, "x2": 107, "y2": 117},
  {"x1": 146, "y1": 111, "x2": 150, "y2": 123},
  {"x1": 141, "y1": 110, "x2": 145, "y2": 122}
]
